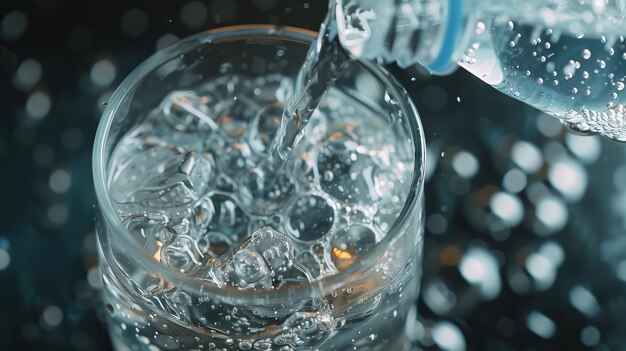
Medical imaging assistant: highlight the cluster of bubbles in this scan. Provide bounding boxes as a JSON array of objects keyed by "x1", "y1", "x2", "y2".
[
  {"x1": 110, "y1": 73, "x2": 411, "y2": 283},
  {"x1": 105, "y1": 72, "x2": 413, "y2": 349}
]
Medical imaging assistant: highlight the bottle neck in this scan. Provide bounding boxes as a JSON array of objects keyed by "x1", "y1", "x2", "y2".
[
  {"x1": 335, "y1": 0, "x2": 473, "y2": 75},
  {"x1": 422, "y1": 0, "x2": 467, "y2": 74}
]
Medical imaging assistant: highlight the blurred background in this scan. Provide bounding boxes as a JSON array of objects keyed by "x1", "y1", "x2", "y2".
[{"x1": 1, "y1": 0, "x2": 626, "y2": 350}]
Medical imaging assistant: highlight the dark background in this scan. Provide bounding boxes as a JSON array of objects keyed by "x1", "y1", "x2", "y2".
[{"x1": 2, "y1": 1, "x2": 626, "y2": 350}]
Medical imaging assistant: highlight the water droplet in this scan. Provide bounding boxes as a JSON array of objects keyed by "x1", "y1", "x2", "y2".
[
  {"x1": 475, "y1": 21, "x2": 486, "y2": 34},
  {"x1": 139, "y1": 335, "x2": 151, "y2": 344},
  {"x1": 506, "y1": 20, "x2": 514, "y2": 30},
  {"x1": 254, "y1": 340, "x2": 273, "y2": 350},
  {"x1": 239, "y1": 340, "x2": 253, "y2": 350},
  {"x1": 582, "y1": 49, "x2": 591, "y2": 60},
  {"x1": 562, "y1": 61, "x2": 576, "y2": 78}
]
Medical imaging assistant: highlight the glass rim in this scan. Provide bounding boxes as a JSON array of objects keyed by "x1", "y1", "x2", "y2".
[{"x1": 93, "y1": 24, "x2": 426, "y2": 303}]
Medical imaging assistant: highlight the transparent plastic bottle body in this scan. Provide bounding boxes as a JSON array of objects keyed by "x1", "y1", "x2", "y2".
[{"x1": 336, "y1": 0, "x2": 626, "y2": 140}]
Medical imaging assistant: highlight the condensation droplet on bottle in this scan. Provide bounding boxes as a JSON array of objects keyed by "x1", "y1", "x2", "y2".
[
  {"x1": 582, "y1": 49, "x2": 591, "y2": 60},
  {"x1": 562, "y1": 61, "x2": 576, "y2": 79},
  {"x1": 506, "y1": 20, "x2": 514, "y2": 30},
  {"x1": 617, "y1": 82, "x2": 625, "y2": 91},
  {"x1": 537, "y1": 78, "x2": 544, "y2": 85},
  {"x1": 476, "y1": 21, "x2": 486, "y2": 35}
]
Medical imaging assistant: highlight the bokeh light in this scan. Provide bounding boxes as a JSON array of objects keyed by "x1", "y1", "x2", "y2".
[
  {"x1": 1, "y1": 10, "x2": 28, "y2": 41},
  {"x1": 121, "y1": 8, "x2": 148, "y2": 37},
  {"x1": 13, "y1": 59, "x2": 42, "y2": 91},
  {"x1": 90, "y1": 59, "x2": 117, "y2": 88},
  {"x1": 25, "y1": 91, "x2": 51, "y2": 119},
  {"x1": 181, "y1": 1, "x2": 208, "y2": 28}
]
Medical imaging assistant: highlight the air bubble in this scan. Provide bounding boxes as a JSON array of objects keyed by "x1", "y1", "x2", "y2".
[
  {"x1": 287, "y1": 194, "x2": 334, "y2": 241},
  {"x1": 205, "y1": 194, "x2": 249, "y2": 244},
  {"x1": 238, "y1": 164, "x2": 295, "y2": 215},
  {"x1": 330, "y1": 225, "x2": 377, "y2": 270},
  {"x1": 248, "y1": 103, "x2": 283, "y2": 155}
]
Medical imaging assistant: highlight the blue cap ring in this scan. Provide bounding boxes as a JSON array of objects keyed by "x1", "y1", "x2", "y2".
[{"x1": 426, "y1": 0, "x2": 463, "y2": 74}]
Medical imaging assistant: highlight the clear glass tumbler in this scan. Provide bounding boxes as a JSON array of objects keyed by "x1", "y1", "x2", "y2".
[{"x1": 93, "y1": 25, "x2": 425, "y2": 351}]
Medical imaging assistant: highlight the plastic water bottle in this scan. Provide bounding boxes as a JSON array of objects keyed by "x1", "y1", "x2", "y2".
[{"x1": 335, "y1": 0, "x2": 626, "y2": 141}]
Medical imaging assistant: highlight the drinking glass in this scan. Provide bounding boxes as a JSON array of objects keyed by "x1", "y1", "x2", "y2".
[{"x1": 93, "y1": 25, "x2": 425, "y2": 351}]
